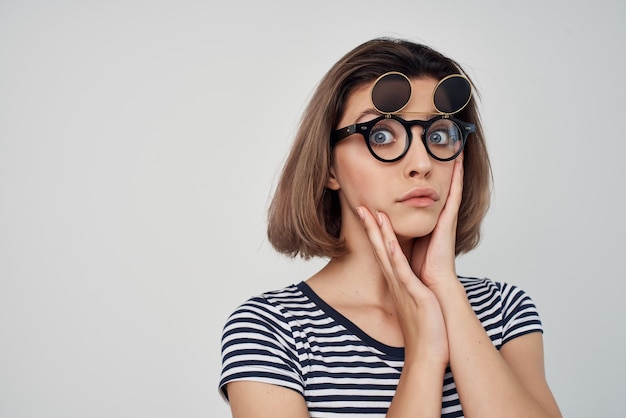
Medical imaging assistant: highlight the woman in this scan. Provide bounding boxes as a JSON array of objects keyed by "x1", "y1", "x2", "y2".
[{"x1": 219, "y1": 38, "x2": 562, "y2": 417}]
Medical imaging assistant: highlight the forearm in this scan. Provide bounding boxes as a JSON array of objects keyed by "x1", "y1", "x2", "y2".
[
  {"x1": 431, "y1": 280, "x2": 557, "y2": 418},
  {"x1": 386, "y1": 359, "x2": 446, "y2": 418}
]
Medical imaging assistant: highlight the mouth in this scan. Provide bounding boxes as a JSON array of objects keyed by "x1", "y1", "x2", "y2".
[{"x1": 397, "y1": 187, "x2": 439, "y2": 207}]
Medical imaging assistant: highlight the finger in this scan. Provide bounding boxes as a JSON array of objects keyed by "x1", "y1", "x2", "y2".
[
  {"x1": 388, "y1": 238, "x2": 436, "y2": 305},
  {"x1": 355, "y1": 206, "x2": 395, "y2": 275},
  {"x1": 376, "y1": 211, "x2": 430, "y2": 298},
  {"x1": 434, "y1": 155, "x2": 464, "y2": 234},
  {"x1": 360, "y1": 208, "x2": 411, "y2": 295},
  {"x1": 443, "y1": 155, "x2": 464, "y2": 217},
  {"x1": 410, "y1": 158, "x2": 463, "y2": 279}
]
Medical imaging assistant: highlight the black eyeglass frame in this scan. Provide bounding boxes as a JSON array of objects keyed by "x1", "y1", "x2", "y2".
[{"x1": 330, "y1": 114, "x2": 476, "y2": 163}]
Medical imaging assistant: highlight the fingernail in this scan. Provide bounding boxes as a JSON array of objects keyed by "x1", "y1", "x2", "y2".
[
  {"x1": 376, "y1": 211, "x2": 383, "y2": 226},
  {"x1": 388, "y1": 239, "x2": 395, "y2": 254},
  {"x1": 356, "y1": 207, "x2": 364, "y2": 221}
]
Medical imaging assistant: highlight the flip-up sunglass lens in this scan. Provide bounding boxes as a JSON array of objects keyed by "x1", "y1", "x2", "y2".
[
  {"x1": 433, "y1": 75, "x2": 472, "y2": 114},
  {"x1": 371, "y1": 72, "x2": 472, "y2": 115},
  {"x1": 371, "y1": 72, "x2": 412, "y2": 114}
]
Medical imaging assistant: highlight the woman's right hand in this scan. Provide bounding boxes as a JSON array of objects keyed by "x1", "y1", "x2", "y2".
[{"x1": 356, "y1": 206, "x2": 449, "y2": 366}]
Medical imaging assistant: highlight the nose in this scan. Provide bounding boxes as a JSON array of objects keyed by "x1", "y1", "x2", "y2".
[{"x1": 404, "y1": 126, "x2": 432, "y2": 178}]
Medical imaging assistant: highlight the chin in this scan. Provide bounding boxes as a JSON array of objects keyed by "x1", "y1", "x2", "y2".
[
  {"x1": 384, "y1": 206, "x2": 442, "y2": 240},
  {"x1": 392, "y1": 218, "x2": 438, "y2": 240}
]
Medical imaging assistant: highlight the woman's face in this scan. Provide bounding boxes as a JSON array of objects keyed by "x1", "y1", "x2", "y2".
[{"x1": 328, "y1": 77, "x2": 457, "y2": 240}]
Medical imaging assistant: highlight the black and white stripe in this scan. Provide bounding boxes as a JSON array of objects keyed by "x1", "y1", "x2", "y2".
[{"x1": 220, "y1": 277, "x2": 542, "y2": 417}]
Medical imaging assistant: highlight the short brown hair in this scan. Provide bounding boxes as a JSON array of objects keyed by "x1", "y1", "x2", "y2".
[{"x1": 267, "y1": 37, "x2": 492, "y2": 259}]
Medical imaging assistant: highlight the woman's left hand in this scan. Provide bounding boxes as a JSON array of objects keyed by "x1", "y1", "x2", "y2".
[{"x1": 410, "y1": 156, "x2": 464, "y2": 288}]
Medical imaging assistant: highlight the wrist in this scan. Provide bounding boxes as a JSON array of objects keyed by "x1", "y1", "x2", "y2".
[
  {"x1": 428, "y1": 277, "x2": 465, "y2": 301},
  {"x1": 404, "y1": 334, "x2": 449, "y2": 370},
  {"x1": 402, "y1": 355, "x2": 447, "y2": 379}
]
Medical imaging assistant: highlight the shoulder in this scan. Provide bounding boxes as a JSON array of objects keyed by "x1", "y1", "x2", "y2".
[
  {"x1": 219, "y1": 284, "x2": 312, "y2": 399},
  {"x1": 458, "y1": 276, "x2": 501, "y2": 310},
  {"x1": 459, "y1": 276, "x2": 543, "y2": 345},
  {"x1": 458, "y1": 276, "x2": 538, "y2": 305},
  {"x1": 223, "y1": 284, "x2": 311, "y2": 336}
]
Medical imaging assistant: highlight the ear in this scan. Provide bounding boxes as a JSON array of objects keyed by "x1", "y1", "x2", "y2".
[{"x1": 326, "y1": 164, "x2": 341, "y2": 191}]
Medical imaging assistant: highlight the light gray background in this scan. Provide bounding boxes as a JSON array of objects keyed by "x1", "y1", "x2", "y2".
[{"x1": 1, "y1": 1, "x2": 624, "y2": 417}]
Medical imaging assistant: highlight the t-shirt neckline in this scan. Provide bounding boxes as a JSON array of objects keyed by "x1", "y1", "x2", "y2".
[{"x1": 296, "y1": 281, "x2": 405, "y2": 359}]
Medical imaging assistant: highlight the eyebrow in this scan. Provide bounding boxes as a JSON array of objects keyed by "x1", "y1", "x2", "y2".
[{"x1": 354, "y1": 108, "x2": 381, "y2": 123}]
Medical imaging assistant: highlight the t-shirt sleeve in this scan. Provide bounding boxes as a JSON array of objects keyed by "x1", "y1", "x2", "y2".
[
  {"x1": 219, "y1": 296, "x2": 304, "y2": 401},
  {"x1": 498, "y1": 282, "x2": 544, "y2": 345}
]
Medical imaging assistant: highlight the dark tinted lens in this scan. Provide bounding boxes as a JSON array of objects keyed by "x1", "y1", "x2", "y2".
[
  {"x1": 368, "y1": 118, "x2": 408, "y2": 161},
  {"x1": 425, "y1": 119, "x2": 463, "y2": 159},
  {"x1": 371, "y1": 73, "x2": 411, "y2": 114},
  {"x1": 433, "y1": 75, "x2": 472, "y2": 114}
]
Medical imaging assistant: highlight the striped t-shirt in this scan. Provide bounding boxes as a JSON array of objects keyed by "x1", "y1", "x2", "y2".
[{"x1": 220, "y1": 277, "x2": 542, "y2": 417}]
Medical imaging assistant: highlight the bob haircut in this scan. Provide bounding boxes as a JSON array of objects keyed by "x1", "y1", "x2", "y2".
[{"x1": 267, "y1": 37, "x2": 492, "y2": 259}]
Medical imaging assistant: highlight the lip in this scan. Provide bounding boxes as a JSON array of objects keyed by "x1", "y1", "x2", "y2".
[{"x1": 397, "y1": 187, "x2": 440, "y2": 207}]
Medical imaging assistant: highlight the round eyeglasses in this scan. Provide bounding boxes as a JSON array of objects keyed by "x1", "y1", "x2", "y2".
[
  {"x1": 330, "y1": 114, "x2": 475, "y2": 163},
  {"x1": 330, "y1": 71, "x2": 475, "y2": 162}
]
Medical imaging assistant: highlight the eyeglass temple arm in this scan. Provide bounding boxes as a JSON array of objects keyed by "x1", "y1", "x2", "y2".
[{"x1": 330, "y1": 124, "x2": 359, "y2": 145}]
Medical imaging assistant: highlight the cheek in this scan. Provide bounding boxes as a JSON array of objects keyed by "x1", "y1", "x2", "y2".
[
  {"x1": 437, "y1": 164, "x2": 456, "y2": 203},
  {"x1": 333, "y1": 147, "x2": 387, "y2": 204}
]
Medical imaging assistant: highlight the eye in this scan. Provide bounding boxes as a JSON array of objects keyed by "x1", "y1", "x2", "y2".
[
  {"x1": 370, "y1": 128, "x2": 395, "y2": 146},
  {"x1": 369, "y1": 119, "x2": 403, "y2": 148},
  {"x1": 427, "y1": 130, "x2": 450, "y2": 145},
  {"x1": 426, "y1": 123, "x2": 460, "y2": 147}
]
